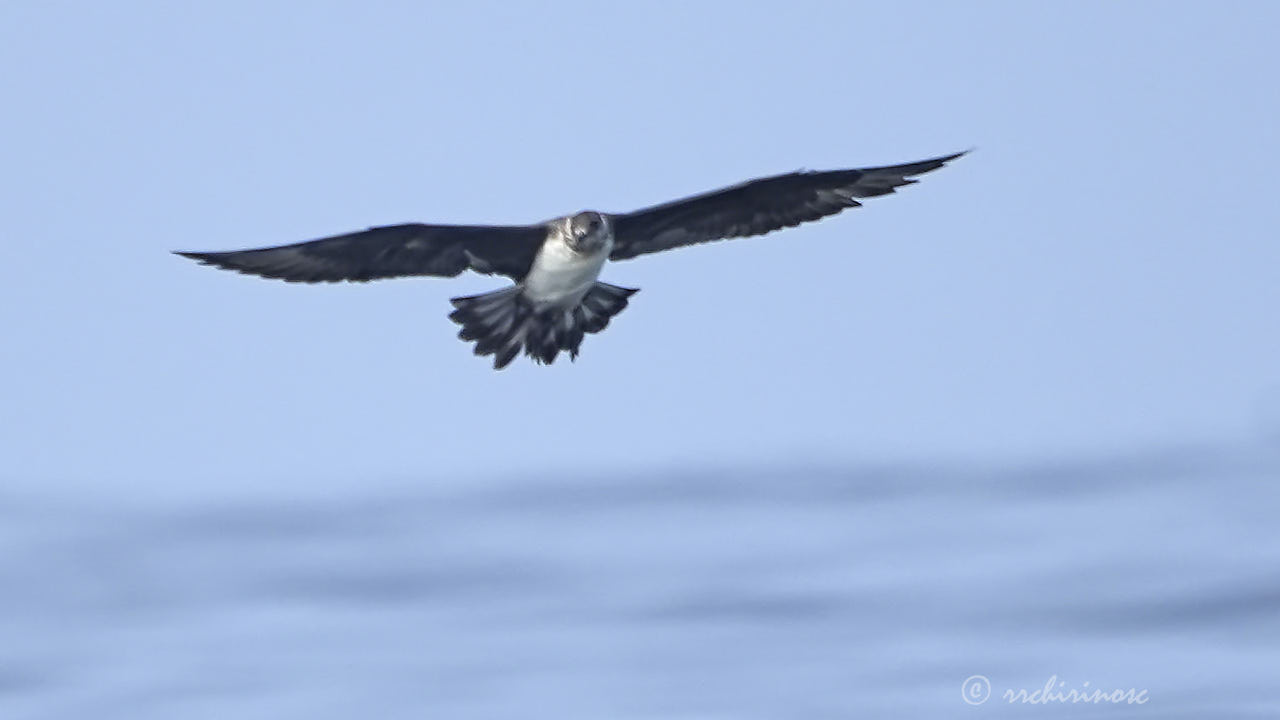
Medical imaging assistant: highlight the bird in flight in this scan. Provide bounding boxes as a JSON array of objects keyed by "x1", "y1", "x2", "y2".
[{"x1": 177, "y1": 151, "x2": 965, "y2": 369}]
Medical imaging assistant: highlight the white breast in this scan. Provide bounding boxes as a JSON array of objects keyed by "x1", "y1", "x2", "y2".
[{"x1": 522, "y1": 233, "x2": 611, "y2": 308}]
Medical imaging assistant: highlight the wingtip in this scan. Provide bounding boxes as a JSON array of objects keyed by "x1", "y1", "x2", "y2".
[
  {"x1": 929, "y1": 149, "x2": 971, "y2": 167},
  {"x1": 888, "y1": 149, "x2": 971, "y2": 178}
]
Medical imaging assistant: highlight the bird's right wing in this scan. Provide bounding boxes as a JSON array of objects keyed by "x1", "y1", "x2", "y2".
[{"x1": 175, "y1": 223, "x2": 547, "y2": 283}]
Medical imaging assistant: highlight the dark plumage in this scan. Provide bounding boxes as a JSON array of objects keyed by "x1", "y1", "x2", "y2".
[
  {"x1": 609, "y1": 152, "x2": 965, "y2": 259},
  {"x1": 177, "y1": 224, "x2": 545, "y2": 282},
  {"x1": 176, "y1": 151, "x2": 965, "y2": 368},
  {"x1": 448, "y1": 283, "x2": 637, "y2": 369}
]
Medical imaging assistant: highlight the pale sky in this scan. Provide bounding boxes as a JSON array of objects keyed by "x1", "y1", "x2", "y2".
[{"x1": 2, "y1": 1, "x2": 1277, "y2": 501}]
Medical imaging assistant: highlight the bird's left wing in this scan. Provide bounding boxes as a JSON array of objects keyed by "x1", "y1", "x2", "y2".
[
  {"x1": 176, "y1": 223, "x2": 546, "y2": 283},
  {"x1": 609, "y1": 151, "x2": 965, "y2": 261}
]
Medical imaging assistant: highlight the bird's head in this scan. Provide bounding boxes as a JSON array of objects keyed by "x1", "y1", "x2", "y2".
[{"x1": 564, "y1": 211, "x2": 610, "y2": 254}]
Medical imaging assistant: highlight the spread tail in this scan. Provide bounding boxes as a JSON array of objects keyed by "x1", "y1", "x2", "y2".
[{"x1": 448, "y1": 282, "x2": 638, "y2": 369}]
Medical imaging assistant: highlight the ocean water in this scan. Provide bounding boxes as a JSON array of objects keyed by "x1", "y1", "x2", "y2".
[{"x1": 2, "y1": 444, "x2": 1278, "y2": 719}]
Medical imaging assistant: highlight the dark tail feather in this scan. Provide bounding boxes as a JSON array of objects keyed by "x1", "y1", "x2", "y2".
[
  {"x1": 448, "y1": 282, "x2": 638, "y2": 370},
  {"x1": 577, "y1": 282, "x2": 637, "y2": 334}
]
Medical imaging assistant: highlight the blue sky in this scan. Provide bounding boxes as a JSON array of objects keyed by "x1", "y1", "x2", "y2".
[{"x1": 2, "y1": 1, "x2": 1277, "y2": 501}]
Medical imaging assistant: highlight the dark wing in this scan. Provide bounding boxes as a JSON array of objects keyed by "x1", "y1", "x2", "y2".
[
  {"x1": 176, "y1": 223, "x2": 547, "y2": 283},
  {"x1": 609, "y1": 151, "x2": 965, "y2": 261}
]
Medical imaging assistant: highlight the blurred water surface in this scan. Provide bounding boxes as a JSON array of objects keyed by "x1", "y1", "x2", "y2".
[{"x1": 2, "y1": 444, "x2": 1278, "y2": 719}]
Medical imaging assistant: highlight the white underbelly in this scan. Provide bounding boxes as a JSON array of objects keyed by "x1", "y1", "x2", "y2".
[{"x1": 523, "y1": 236, "x2": 609, "y2": 307}]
